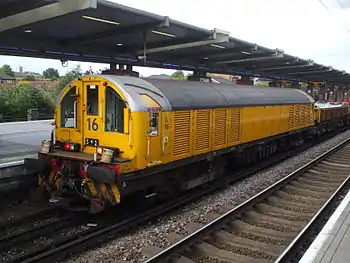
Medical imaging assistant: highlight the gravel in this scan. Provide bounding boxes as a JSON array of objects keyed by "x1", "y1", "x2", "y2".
[{"x1": 63, "y1": 130, "x2": 350, "y2": 263}]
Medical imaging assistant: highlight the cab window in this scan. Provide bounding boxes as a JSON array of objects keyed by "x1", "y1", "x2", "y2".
[
  {"x1": 87, "y1": 84, "x2": 99, "y2": 116},
  {"x1": 60, "y1": 86, "x2": 76, "y2": 128},
  {"x1": 105, "y1": 86, "x2": 126, "y2": 133},
  {"x1": 149, "y1": 112, "x2": 159, "y2": 136}
]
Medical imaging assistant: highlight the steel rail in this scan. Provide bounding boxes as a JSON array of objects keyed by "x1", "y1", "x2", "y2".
[{"x1": 144, "y1": 137, "x2": 350, "y2": 263}]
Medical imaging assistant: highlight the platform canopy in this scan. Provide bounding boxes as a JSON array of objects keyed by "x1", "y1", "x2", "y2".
[{"x1": 1, "y1": 0, "x2": 349, "y2": 85}]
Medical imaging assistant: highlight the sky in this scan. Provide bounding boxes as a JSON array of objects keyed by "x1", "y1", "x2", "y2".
[{"x1": 0, "y1": 0, "x2": 349, "y2": 77}]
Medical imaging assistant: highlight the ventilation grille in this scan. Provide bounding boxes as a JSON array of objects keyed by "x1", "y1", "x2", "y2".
[
  {"x1": 288, "y1": 106, "x2": 294, "y2": 129},
  {"x1": 289, "y1": 104, "x2": 312, "y2": 130},
  {"x1": 173, "y1": 111, "x2": 191, "y2": 156},
  {"x1": 195, "y1": 110, "x2": 210, "y2": 151},
  {"x1": 295, "y1": 105, "x2": 301, "y2": 127},
  {"x1": 213, "y1": 109, "x2": 227, "y2": 147},
  {"x1": 228, "y1": 108, "x2": 241, "y2": 143}
]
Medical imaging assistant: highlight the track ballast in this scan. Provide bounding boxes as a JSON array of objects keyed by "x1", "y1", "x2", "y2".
[{"x1": 145, "y1": 138, "x2": 350, "y2": 263}]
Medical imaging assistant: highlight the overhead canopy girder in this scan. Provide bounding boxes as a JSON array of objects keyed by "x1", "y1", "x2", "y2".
[
  {"x1": 60, "y1": 17, "x2": 170, "y2": 46},
  {"x1": 0, "y1": 0, "x2": 97, "y2": 33},
  {"x1": 155, "y1": 43, "x2": 259, "y2": 62},
  {"x1": 286, "y1": 68, "x2": 333, "y2": 75},
  {"x1": 136, "y1": 28, "x2": 230, "y2": 54},
  {"x1": 259, "y1": 60, "x2": 315, "y2": 71},
  {"x1": 212, "y1": 49, "x2": 284, "y2": 65}
]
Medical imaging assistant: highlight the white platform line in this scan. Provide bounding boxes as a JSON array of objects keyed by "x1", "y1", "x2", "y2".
[
  {"x1": 0, "y1": 119, "x2": 53, "y2": 126},
  {"x1": 0, "y1": 129, "x2": 51, "y2": 135},
  {"x1": 299, "y1": 190, "x2": 350, "y2": 263}
]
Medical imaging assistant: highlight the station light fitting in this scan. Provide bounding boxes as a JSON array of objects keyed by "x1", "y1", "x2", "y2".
[
  {"x1": 24, "y1": 29, "x2": 32, "y2": 33},
  {"x1": 211, "y1": 44, "x2": 225, "y2": 49},
  {"x1": 241, "y1": 51, "x2": 251, "y2": 55},
  {"x1": 151, "y1": 30, "x2": 176, "y2": 38},
  {"x1": 116, "y1": 43, "x2": 123, "y2": 46},
  {"x1": 204, "y1": 57, "x2": 208, "y2": 60},
  {"x1": 82, "y1": 15, "x2": 120, "y2": 25}
]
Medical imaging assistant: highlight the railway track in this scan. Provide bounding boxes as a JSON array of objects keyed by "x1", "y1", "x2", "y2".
[
  {"x1": 0, "y1": 131, "x2": 348, "y2": 263},
  {"x1": 144, "y1": 138, "x2": 350, "y2": 263}
]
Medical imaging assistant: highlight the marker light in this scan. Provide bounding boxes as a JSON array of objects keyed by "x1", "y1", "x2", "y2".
[
  {"x1": 64, "y1": 143, "x2": 71, "y2": 150},
  {"x1": 62, "y1": 142, "x2": 80, "y2": 152}
]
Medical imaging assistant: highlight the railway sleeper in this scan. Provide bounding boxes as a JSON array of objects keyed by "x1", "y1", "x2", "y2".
[
  {"x1": 224, "y1": 228, "x2": 289, "y2": 247},
  {"x1": 172, "y1": 255, "x2": 196, "y2": 263},
  {"x1": 266, "y1": 196, "x2": 318, "y2": 213},
  {"x1": 243, "y1": 211, "x2": 303, "y2": 231},
  {"x1": 227, "y1": 220, "x2": 297, "y2": 240},
  {"x1": 283, "y1": 184, "x2": 334, "y2": 197},
  {"x1": 316, "y1": 162, "x2": 350, "y2": 171},
  {"x1": 244, "y1": 210, "x2": 304, "y2": 229},
  {"x1": 254, "y1": 203, "x2": 312, "y2": 221},
  {"x1": 328, "y1": 152, "x2": 350, "y2": 158},
  {"x1": 296, "y1": 176, "x2": 342, "y2": 188},
  {"x1": 321, "y1": 160, "x2": 350, "y2": 168},
  {"x1": 289, "y1": 180, "x2": 336, "y2": 193},
  {"x1": 327, "y1": 156, "x2": 350, "y2": 164},
  {"x1": 274, "y1": 191, "x2": 325, "y2": 207},
  {"x1": 211, "y1": 230, "x2": 284, "y2": 258},
  {"x1": 305, "y1": 170, "x2": 346, "y2": 180},
  {"x1": 185, "y1": 242, "x2": 271, "y2": 263}
]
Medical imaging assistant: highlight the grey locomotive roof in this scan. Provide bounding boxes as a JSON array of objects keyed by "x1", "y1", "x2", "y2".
[{"x1": 92, "y1": 75, "x2": 314, "y2": 112}]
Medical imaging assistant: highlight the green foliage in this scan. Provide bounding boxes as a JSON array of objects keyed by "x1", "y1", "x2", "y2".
[
  {"x1": 24, "y1": 75, "x2": 36, "y2": 81},
  {"x1": 0, "y1": 82, "x2": 53, "y2": 116},
  {"x1": 43, "y1": 68, "x2": 59, "y2": 80},
  {"x1": 56, "y1": 65, "x2": 82, "y2": 93},
  {"x1": 0, "y1": 64, "x2": 14, "y2": 77},
  {"x1": 0, "y1": 65, "x2": 85, "y2": 121},
  {"x1": 171, "y1": 70, "x2": 186, "y2": 80}
]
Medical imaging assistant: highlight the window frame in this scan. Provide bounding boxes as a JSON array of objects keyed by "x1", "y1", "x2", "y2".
[
  {"x1": 148, "y1": 112, "x2": 159, "y2": 137},
  {"x1": 60, "y1": 86, "x2": 77, "y2": 129},
  {"x1": 104, "y1": 86, "x2": 126, "y2": 134},
  {"x1": 86, "y1": 84, "x2": 99, "y2": 116}
]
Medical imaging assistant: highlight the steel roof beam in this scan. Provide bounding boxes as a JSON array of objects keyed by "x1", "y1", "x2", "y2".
[
  {"x1": 212, "y1": 49, "x2": 284, "y2": 65},
  {"x1": 152, "y1": 44, "x2": 259, "y2": 63},
  {"x1": 60, "y1": 18, "x2": 169, "y2": 46},
  {"x1": 259, "y1": 59, "x2": 315, "y2": 71},
  {"x1": 137, "y1": 28, "x2": 229, "y2": 54},
  {"x1": 286, "y1": 67, "x2": 333, "y2": 75},
  {"x1": 294, "y1": 72, "x2": 344, "y2": 80},
  {"x1": 322, "y1": 74, "x2": 349, "y2": 80},
  {"x1": 0, "y1": 0, "x2": 97, "y2": 33}
]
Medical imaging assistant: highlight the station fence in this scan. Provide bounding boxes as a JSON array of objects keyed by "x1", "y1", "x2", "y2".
[{"x1": 0, "y1": 108, "x2": 54, "y2": 123}]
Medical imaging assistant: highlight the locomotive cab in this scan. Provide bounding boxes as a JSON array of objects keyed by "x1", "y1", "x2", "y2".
[
  {"x1": 57, "y1": 76, "x2": 130, "y2": 158},
  {"x1": 25, "y1": 74, "x2": 169, "y2": 213}
]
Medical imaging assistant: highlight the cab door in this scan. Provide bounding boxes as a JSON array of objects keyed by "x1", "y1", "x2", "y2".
[
  {"x1": 56, "y1": 82, "x2": 83, "y2": 145},
  {"x1": 82, "y1": 80, "x2": 103, "y2": 151},
  {"x1": 139, "y1": 94, "x2": 163, "y2": 166},
  {"x1": 147, "y1": 108, "x2": 162, "y2": 166}
]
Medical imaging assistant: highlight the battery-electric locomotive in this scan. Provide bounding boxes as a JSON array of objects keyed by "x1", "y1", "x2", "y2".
[{"x1": 24, "y1": 73, "x2": 350, "y2": 213}]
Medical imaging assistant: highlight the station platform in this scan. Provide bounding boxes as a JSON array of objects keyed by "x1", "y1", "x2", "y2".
[
  {"x1": 0, "y1": 120, "x2": 52, "y2": 164},
  {"x1": 299, "y1": 189, "x2": 350, "y2": 263}
]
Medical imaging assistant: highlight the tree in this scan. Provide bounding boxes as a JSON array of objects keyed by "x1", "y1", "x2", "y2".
[
  {"x1": 43, "y1": 68, "x2": 59, "y2": 80},
  {"x1": 171, "y1": 70, "x2": 186, "y2": 80},
  {"x1": 0, "y1": 64, "x2": 15, "y2": 77},
  {"x1": 56, "y1": 65, "x2": 82, "y2": 93}
]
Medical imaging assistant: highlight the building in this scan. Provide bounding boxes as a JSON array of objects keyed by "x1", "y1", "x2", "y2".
[{"x1": 0, "y1": 73, "x2": 16, "y2": 85}]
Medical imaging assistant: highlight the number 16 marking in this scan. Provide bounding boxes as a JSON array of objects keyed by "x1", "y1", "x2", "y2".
[{"x1": 87, "y1": 118, "x2": 98, "y2": 131}]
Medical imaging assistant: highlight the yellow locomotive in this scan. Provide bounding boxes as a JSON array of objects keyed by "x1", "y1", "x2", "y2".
[{"x1": 24, "y1": 73, "x2": 350, "y2": 212}]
